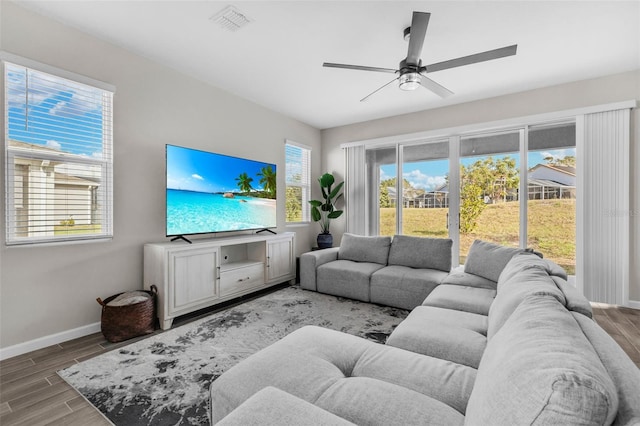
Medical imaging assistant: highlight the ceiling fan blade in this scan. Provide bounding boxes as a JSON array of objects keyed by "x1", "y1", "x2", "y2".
[
  {"x1": 424, "y1": 44, "x2": 518, "y2": 73},
  {"x1": 406, "y1": 12, "x2": 430, "y2": 66},
  {"x1": 360, "y1": 77, "x2": 399, "y2": 102},
  {"x1": 323, "y1": 62, "x2": 398, "y2": 74},
  {"x1": 418, "y1": 73, "x2": 454, "y2": 98}
]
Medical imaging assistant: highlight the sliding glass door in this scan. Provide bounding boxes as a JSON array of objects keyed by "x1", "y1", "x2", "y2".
[
  {"x1": 527, "y1": 122, "x2": 577, "y2": 274},
  {"x1": 458, "y1": 130, "x2": 521, "y2": 263}
]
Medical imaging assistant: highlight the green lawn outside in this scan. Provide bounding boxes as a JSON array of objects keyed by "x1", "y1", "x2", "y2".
[
  {"x1": 54, "y1": 224, "x2": 102, "y2": 235},
  {"x1": 380, "y1": 199, "x2": 576, "y2": 275}
]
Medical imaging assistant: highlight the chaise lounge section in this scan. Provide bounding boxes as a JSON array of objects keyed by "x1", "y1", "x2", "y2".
[{"x1": 210, "y1": 241, "x2": 640, "y2": 425}]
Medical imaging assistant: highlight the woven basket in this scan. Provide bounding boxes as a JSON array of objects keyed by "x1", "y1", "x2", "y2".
[{"x1": 97, "y1": 285, "x2": 157, "y2": 343}]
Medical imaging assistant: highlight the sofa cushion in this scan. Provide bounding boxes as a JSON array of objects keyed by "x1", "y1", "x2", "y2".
[
  {"x1": 466, "y1": 295, "x2": 619, "y2": 426},
  {"x1": 496, "y1": 251, "x2": 543, "y2": 284},
  {"x1": 214, "y1": 386, "x2": 356, "y2": 426},
  {"x1": 464, "y1": 239, "x2": 524, "y2": 283},
  {"x1": 422, "y1": 285, "x2": 496, "y2": 316},
  {"x1": 315, "y1": 377, "x2": 465, "y2": 426},
  {"x1": 338, "y1": 233, "x2": 391, "y2": 265},
  {"x1": 571, "y1": 312, "x2": 640, "y2": 426},
  {"x1": 393, "y1": 305, "x2": 488, "y2": 335},
  {"x1": 441, "y1": 270, "x2": 497, "y2": 290},
  {"x1": 317, "y1": 260, "x2": 384, "y2": 302},
  {"x1": 386, "y1": 306, "x2": 487, "y2": 369},
  {"x1": 210, "y1": 326, "x2": 475, "y2": 424},
  {"x1": 488, "y1": 254, "x2": 566, "y2": 339},
  {"x1": 551, "y1": 276, "x2": 593, "y2": 318},
  {"x1": 370, "y1": 266, "x2": 448, "y2": 310},
  {"x1": 387, "y1": 235, "x2": 452, "y2": 272},
  {"x1": 542, "y1": 258, "x2": 568, "y2": 280}
]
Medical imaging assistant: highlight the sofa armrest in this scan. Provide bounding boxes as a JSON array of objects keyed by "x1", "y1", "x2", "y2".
[{"x1": 300, "y1": 247, "x2": 340, "y2": 291}]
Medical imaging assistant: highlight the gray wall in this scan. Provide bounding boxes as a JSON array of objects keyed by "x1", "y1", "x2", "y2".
[
  {"x1": 321, "y1": 70, "x2": 640, "y2": 302},
  {"x1": 0, "y1": 2, "x2": 320, "y2": 349}
]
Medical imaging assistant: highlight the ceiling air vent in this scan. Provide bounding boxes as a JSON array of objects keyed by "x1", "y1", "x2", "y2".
[{"x1": 210, "y1": 5, "x2": 252, "y2": 32}]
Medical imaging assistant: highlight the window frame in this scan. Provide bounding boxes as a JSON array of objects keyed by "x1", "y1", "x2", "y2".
[
  {"x1": 3, "y1": 54, "x2": 115, "y2": 246},
  {"x1": 284, "y1": 140, "x2": 311, "y2": 224}
]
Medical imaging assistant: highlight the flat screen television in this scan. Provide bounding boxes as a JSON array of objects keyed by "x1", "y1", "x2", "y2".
[{"x1": 165, "y1": 144, "x2": 277, "y2": 239}]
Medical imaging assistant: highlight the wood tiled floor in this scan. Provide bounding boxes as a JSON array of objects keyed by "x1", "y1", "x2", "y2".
[{"x1": 1, "y1": 303, "x2": 639, "y2": 426}]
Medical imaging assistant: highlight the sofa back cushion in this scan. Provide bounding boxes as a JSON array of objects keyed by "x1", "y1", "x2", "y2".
[
  {"x1": 464, "y1": 240, "x2": 524, "y2": 283},
  {"x1": 466, "y1": 295, "x2": 619, "y2": 426},
  {"x1": 488, "y1": 253, "x2": 565, "y2": 339},
  {"x1": 571, "y1": 312, "x2": 640, "y2": 426},
  {"x1": 551, "y1": 276, "x2": 593, "y2": 318},
  {"x1": 338, "y1": 233, "x2": 391, "y2": 265},
  {"x1": 387, "y1": 235, "x2": 452, "y2": 271}
]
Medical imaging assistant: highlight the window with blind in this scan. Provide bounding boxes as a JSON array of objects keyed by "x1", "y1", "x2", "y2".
[
  {"x1": 4, "y1": 59, "x2": 114, "y2": 245},
  {"x1": 285, "y1": 141, "x2": 311, "y2": 223}
]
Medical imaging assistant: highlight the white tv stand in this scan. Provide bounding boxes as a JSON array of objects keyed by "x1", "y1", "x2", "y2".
[{"x1": 144, "y1": 232, "x2": 295, "y2": 330}]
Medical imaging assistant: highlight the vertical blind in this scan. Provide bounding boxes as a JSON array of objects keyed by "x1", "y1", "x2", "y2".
[
  {"x1": 344, "y1": 144, "x2": 366, "y2": 235},
  {"x1": 285, "y1": 141, "x2": 311, "y2": 223},
  {"x1": 580, "y1": 109, "x2": 630, "y2": 305},
  {"x1": 4, "y1": 60, "x2": 114, "y2": 245}
]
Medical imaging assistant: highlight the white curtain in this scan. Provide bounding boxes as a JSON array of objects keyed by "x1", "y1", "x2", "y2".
[
  {"x1": 579, "y1": 108, "x2": 631, "y2": 305},
  {"x1": 344, "y1": 145, "x2": 367, "y2": 235}
]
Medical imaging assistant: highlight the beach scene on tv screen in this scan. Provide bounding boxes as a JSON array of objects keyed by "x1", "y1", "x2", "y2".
[{"x1": 166, "y1": 145, "x2": 276, "y2": 235}]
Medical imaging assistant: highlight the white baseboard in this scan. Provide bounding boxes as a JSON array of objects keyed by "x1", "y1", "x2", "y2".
[
  {"x1": 627, "y1": 300, "x2": 640, "y2": 309},
  {"x1": 0, "y1": 322, "x2": 101, "y2": 361}
]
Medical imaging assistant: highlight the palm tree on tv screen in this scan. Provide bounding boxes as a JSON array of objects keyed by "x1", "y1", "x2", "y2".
[
  {"x1": 257, "y1": 165, "x2": 276, "y2": 199},
  {"x1": 235, "y1": 173, "x2": 254, "y2": 194}
]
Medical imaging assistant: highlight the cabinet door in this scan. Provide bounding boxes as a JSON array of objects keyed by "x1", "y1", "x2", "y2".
[
  {"x1": 266, "y1": 238, "x2": 294, "y2": 282},
  {"x1": 169, "y1": 248, "x2": 219, "y2": 314}
]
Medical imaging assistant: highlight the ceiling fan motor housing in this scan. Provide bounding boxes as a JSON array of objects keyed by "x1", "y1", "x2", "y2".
[{"x1": 398, "y1": 59, "x2": 422, "y2": 90}]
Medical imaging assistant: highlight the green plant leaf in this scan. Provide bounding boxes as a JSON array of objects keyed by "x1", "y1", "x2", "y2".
[
  {"x1": 328, "y1": 210, "x2": 343, "y2": 219},
  {"x1": 319, "y1": 173, "x2": 334, "y2": 188},
  {"x1": 310, "y1": 207, "x2": 321, "y2": 222},
  {"x1": 308, "y1": 200, "x2": 322, "y2": 207},
  {"x1": 329, "y1": 181, "x2": 344, "y2": 199}
]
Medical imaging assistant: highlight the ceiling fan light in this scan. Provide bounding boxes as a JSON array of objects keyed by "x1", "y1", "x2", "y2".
[{"x1": 399, "y1": 72, "x2": 421, "y2": 91}]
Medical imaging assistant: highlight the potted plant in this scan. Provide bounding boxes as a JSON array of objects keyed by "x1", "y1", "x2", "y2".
[{"x1": 309, "y1": 173, "x2": 344, "y2": 248}]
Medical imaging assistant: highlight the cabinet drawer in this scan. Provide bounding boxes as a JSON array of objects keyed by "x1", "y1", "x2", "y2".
[{"x1": 220, "y1": 264, "x2": 265, "y2": 296}]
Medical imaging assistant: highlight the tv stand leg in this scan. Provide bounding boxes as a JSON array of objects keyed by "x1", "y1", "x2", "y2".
[
  {"x1": 170, "y1": 235, "x2": 192, "y2": 244},
  {"x1": 256, "y1": 228, "x2": 276, "y2": 235}
]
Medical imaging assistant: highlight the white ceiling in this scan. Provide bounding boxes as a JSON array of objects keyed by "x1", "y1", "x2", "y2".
[{"x1": 13, "y1": 1, "x2": 640, "y2": 129}]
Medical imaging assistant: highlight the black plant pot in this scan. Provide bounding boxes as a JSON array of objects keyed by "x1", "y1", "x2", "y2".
[{"x1": 317, "y1": 233, "x2": 333, "y2": 249}]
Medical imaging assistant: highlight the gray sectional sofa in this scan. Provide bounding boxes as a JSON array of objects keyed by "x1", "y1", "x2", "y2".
[{"x1": 210, "y1": 238, "x2": 640, "y2": 425}]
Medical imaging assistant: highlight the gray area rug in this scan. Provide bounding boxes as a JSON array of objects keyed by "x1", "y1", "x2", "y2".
[{"x1": 58, "y1": 286, "x2": 408, "y2": 425}]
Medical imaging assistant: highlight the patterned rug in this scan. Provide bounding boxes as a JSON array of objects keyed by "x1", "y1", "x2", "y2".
[{"x1": 58, "y1": 286, "x2": 408, "y2": 425}]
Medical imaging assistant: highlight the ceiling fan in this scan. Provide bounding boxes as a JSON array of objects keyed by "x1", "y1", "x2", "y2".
[{"x1": 323, "y1": 11, "x2": 517, "y2": 102}]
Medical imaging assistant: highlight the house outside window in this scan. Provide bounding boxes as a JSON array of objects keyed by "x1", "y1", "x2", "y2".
[
  {"x1": 3, "y1": 56, "x2": 114, "y2": 245},
  {"x1": 285, "y1": 141, "x2": 311, "y2": 223}
]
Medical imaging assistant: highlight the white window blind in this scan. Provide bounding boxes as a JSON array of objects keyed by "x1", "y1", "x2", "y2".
[
  {"x1": 4, "y1": 60, "x2": 114, "y2": 245},
  {"x1": 285, "y1": 141, "x2": 311, "y2": 223}
]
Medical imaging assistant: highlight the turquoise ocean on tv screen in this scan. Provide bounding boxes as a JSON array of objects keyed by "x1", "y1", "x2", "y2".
[{"x1": 166, "y1": 189, "x2": 276, "y2": 235}]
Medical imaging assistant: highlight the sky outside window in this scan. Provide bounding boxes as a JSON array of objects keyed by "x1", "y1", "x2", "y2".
[
  {"x1": 380, "y1": 149, "x2": 576, "y2": 191},
  {"x1": 7, "y1": 64, "x2": 105, "y2": 158}
]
